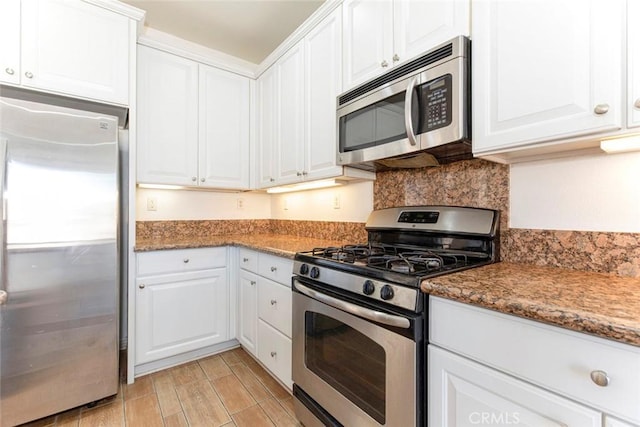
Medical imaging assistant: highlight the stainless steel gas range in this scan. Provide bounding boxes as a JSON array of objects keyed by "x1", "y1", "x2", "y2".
[{"x1": 291, "y1": 206, "x2": 499, "y2": 427}]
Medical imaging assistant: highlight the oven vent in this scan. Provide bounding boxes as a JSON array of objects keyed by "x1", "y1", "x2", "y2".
[{"x1": 338, "y1": 43, "x2": 454, "y2": 106}]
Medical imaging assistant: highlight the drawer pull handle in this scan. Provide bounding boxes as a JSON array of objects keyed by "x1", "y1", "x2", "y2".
[
  {"x1": 270, "y1": 299, "x2": 277, "y2": 305},
  {"x1": 250, "y1": 281, "x2": 256, "y2": 286},
  {"x1": 270, "y1": 266, "x2": 277, "y2": 272},
  {"x1": 243, "y1": 257, "x2": 249, "y2": 262},
  {"x1": 270, "y1": 351, "x2": 276, "y2": 358},
  {"x1": 139, "y1": 284, "x2": 145, "y2": 289},
  {"x1": 590, "y1": 370, "x2": 609, "y2": 387},
  {"x1": 183, "y1": 258, "x2": 189, "y2": 263}
]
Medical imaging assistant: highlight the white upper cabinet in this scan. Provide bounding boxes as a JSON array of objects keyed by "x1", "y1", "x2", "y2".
[
  {"x1": 343, "y1": 0, "x2": 470, "y2": 89},
  {"x1": 137, "y1": 46, "x2": 251, "y2": 189},
  {"x1": 257, "y1": 65, "x2": 278, "y2": 188},
  {"x1": 137, "y1": 46, "x2": 199, "y2": 186},
  {"x1": 472, "y1": 0, "x2": 629, "y2": 161},
  {"x1": 276, "y1": 41, "x2": 306, "y2": 183},
  {"x1": 628, "y1": 0, "x2": 640, "y2": 129},
  {"x1": 199, "y1": 64, "x2": 250, "y2": 189},
  {"x1": 257, "y1": 7, "x2": 350, "y2": 188},
  {"x1": 1, "y1": 0, "x2": 131, "y2": 105},
  {"x1": 305, "y1": 7, "x2": 344, "y2": 181},
  {"x1": 0, "y1": 0, "x2": 20, "y2": 86}
]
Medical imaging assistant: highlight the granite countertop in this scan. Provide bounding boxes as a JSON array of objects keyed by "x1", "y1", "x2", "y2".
[
  {"x1": 422, "y1": 262, "x2": 640, "y2": 347},
  {"x1": 135, "y1": 233, "x2": 348, "y2": 258}
]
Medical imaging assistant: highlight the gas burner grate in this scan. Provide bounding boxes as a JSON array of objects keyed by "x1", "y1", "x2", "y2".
[{"x1": 311, "y1": 244, "x2": 399, "y2": 263}]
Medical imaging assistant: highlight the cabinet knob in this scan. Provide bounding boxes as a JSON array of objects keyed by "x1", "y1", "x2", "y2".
[
  {"x1": 296, "y1": 171, "x2": 302, "y2": 176},
  {"x1": 381, "y1": 60, "x2": 389, "y2": 68},
  {"x1": 24, "y1": 71, "x2": 33, "y2": 79},
  {"x1": 183, "y1": 258, "x2": 190, "y2": 263},
  {"x1": 139, "y1": 284, "x2": 145, "y2": 289},
  {"x1": 191, "y1": 177, "x2": 197, "y2": 182},
  {"x1": 594, "y1": 104, "x2": 609, "y2": 115},
  {"x1": 590, "y1": 370, "x2": 609, "y2": 387},
  {"x1": 270, "y1": 266, "x2": 277, "y2": 272},
  {"x1": 250, "y1": 280, "x2": 256, "y2": 286},
  {"x1": 270, "y1": 351, "x2": 276, "y2": 358},
  {"x1": 270, "y1": 299, "x2": 277, "y2": 305},
  {"x1": 634, "y1": 98, "x2": 640, "y2": 109},
  {"x1": 5, "y1": 68, "x2": 14, "y2": 76},
  {"x1": 302, "y1": 171, "x2": 308, "y2": 176},
  {"x1": 0, "y1": 290, "x2": 8, "y2": 305},
  {"x1": 269, "y1": 177, "x2": 275, "y2": 182},
  {"x1": 243, "y1": 257, "x2": 249, "y2": 262},
  {"x1": 392, "y1": 53, "x2": 400, "y2": 62},
  {"x1": 200, "y1": 178, "x2": 205, "y2": 182}
]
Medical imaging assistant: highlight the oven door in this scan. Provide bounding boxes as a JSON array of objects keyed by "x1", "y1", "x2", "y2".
[{"x1": 292, "y1": 278, "x2": 420, "y2": 427}]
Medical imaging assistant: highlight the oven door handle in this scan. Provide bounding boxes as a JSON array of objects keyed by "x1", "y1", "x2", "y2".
[
  {"x1": 294, "y1": 281, "x2": 411, "y2": 329},
  {"x1": 404, "y1": 76, "x2": 419, "y2": 146}
]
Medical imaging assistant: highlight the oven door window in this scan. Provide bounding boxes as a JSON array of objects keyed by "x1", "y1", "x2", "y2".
[{"x1": 305, "y1": 312, "x2": 386, "y2": 424}]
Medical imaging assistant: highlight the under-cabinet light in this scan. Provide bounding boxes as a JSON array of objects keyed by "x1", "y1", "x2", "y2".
[
  {"x1": 266, "y1": 179, "x2": 346, "y2": 194},
  {"x1": 600, "y1": 134, "x2": 640, "y2": 154},
  {"x1": 138, "y1": 183, "x2": 185, "y2": 190}
]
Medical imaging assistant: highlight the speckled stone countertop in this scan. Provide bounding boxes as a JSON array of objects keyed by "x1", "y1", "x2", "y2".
[
  {"x1": 135, "y1": 234, "x2": 348, "y2": 258},
  {"x1": 422, "y1": 262, "x2": 640, "y2": 347}
]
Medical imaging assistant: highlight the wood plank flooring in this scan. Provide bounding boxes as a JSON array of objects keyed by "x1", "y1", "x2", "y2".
[{"x1": 19, "y1": 347, "x2": 300, "y2": 427}]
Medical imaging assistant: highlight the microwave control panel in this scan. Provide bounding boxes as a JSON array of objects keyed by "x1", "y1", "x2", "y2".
[{"x1": 420, "y1": 74, "x2": 452, "y2": 132}]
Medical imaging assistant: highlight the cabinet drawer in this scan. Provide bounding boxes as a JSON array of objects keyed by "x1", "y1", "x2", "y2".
[
  {"x1": 137, "y1": 247, "x2": 227, "y2": 276},
  {"x1": 258, "y1": 253, "x2": 293, "y2": 286},
  {"x1": 258, "y1": 278, "x2": 292, "y2": 338},
  {"x1": 258, "y1": 319, "x2": 292, "y2": 390},
  {"x1": 430, "y1": 297, "x2": 640, "y2": 424},
  {"x1": 239, "y1": 248, "x2": 258, "y2": 272}
]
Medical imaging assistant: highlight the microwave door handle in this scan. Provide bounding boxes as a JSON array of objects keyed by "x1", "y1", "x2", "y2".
[
  {"x1": 294, "y1": 280, "x2": 410, "y2": 329},
  {"x1": 404, "y1": 76, "x2": 419, "y2": 146}
]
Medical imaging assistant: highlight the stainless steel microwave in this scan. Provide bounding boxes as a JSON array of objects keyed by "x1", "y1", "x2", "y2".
[{"x1": 337, "y1": 36, "x2": 471, "y2": 171}]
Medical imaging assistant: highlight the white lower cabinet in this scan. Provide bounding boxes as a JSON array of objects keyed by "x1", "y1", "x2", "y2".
[
  {"x1": 429, "y1": 297, "x2": 640, "y2": 427},
  {"x1": 429, "y1": 345, "x2": 601, "y2": 427},
  {"x1": 238, "y1": 248, "x2": 293, "y2": 389},
  {"x1": 135, "y1": 247, "x2": 231, "y2": 369}
]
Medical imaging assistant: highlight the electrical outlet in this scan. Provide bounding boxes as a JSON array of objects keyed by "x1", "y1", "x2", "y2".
[
  {"x1": 333, "y1": 194, "x2": 341, "y2": 209},
  {"x1": 283, "y1": 198, "x2": 289, "y2": 211},
  {"x1": 146, "y1": 197, "x2": 158, "y2": 211},
  {"x1": 237, "y1": 198, "x2": 244, "y2": 209}
]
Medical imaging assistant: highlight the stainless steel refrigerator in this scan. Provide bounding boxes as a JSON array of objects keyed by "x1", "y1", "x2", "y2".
[{"x1": 0, "y1": 95, "x2": 120, "y2": 426}]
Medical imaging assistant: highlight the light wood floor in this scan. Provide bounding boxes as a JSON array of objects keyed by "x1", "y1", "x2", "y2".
[{"x1": 20, "y1": 347, "x2": 301, "y2": 427}]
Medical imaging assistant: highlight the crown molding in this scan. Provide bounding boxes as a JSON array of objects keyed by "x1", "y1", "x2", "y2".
[
  {"x1": 255, "y1": 0, "x2": 343, "y2": 78},
  {"x1": 83, "y1": 0, "x2": 146, "y2": 35},
  {"x1": 138, "y1": 27, "x2": 258, "y2": 78}
]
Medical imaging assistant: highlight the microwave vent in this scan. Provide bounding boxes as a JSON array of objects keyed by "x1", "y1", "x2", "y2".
[{"x1": 338, "y1": 43, "x2": 454, "y2": 106}]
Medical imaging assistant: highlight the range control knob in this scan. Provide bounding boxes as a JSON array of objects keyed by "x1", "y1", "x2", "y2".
[
  {"x1": 299, "y1": 264, "x2": 309, "y2": 275},
  {"x1": 310, "y1": 266, "x2": 320, "y2": 279},
  {"x1": 362, "y1": 280, "x2": 375, "y2": 295},
  {"x1": 380, "y1": 285, "x2": 394, "y2": 300}
]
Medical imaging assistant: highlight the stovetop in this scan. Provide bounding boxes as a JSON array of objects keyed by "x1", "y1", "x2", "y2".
[{"x1": 292, "y1": 206, "x2": 499, "y2": 312}]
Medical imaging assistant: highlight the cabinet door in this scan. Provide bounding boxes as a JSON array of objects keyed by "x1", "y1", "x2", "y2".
[
  {"x1": 238, "y1": 270, "x2": 258, "y2": 356},
  {"x1": 199, "y1": 64, "x2": 250, "y2": 189},
  {"x1": 304, "y1": 7, "x2": 343, "y2": 181},
  {"x1": 629, "y1": 0, "x2": 640, "y2": 129},
  {"x1": 394, "y1": 0, "x2": 469, "y2": 64},
  {"x1": 21, "y1": 0, "x2": 130, "y2": 104},
  {"x1": 342, "y1": 0, "x2": 393, "y2": 90},
  {"x1": 256, "y1": 65, "x2": 277, "y2": 188},
  {"x1": 136, "y1": 269, "x2": 229, "y2": 364},
  {"x1": 0, "y1": 0, "x2": 20, "y2": 85},
  {"x1": 137, "y1": 46, "x2": 199, "y2": 186},
  {"x1": 472, "y1": 0, "x2": 623, "y2": 154},
  {"x1": 276, "y1": 42, "x2": 305, "y2": 184},
  {"x1": 429, "y1": 346, "x2": 602, "y2": 427}
]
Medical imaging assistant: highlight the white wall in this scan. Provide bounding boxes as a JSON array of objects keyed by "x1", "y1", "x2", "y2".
[
  {"x1": 510, "y1": 152, "x2": 640, "y2": 232},
  {"x1": 270, "y1": 180, "x2": 373, "y2": 222},
  {"x1": 136, "y1": 188, "x2": 271, "y2": 220}
]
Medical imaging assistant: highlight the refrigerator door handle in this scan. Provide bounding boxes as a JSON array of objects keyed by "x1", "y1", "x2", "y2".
[{"x1": 0, "y1": 137, "x2": 6, "y2": 295}]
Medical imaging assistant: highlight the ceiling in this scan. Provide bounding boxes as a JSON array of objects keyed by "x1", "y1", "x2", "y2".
[{"x1": 123, "y1": 0, "x2": 325, "y2": 64}]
